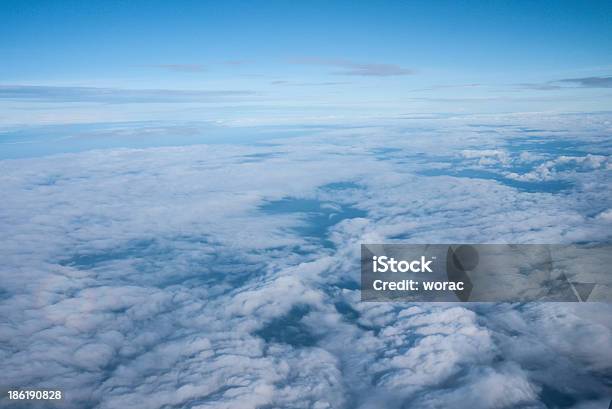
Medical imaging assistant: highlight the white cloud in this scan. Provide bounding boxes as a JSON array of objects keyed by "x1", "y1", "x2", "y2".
[{"x1": 0, "y1": 115, "x2": 611, "y2": 408}]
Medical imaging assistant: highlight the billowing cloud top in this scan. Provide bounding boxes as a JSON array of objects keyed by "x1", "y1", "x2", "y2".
[{"x1": 0, "y1": 114, "x2": 611, "y2": 408}]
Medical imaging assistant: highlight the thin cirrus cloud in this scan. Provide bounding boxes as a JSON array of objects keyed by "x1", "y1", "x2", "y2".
[
  {"x1": 223, "y1": 60, "x2": 252, "y2": 66},
  {"x1": 147, "y1": 61, "x2": 252, "y2": 71},
  {"x1": 521, "y1": 75, "x2": 612, "y2": 90},
  {"x1": 291, "y1": 58, "x2": 414, "y2": 77},
  {"x1": 520, "y1": 83, "x2": 564, "y2": 91},
  {"x1": 558, "y1": 75, "x2": 612, "y2": 88},
  {"x1": 270, "y1": 80, "x2": 351, "y2": 86},
  {"x1": 147, "y1": 64, "x2": 207, "y2": 72},
  {"x1": 0, "y1": 85, "x2": 256, "y2": 103}
]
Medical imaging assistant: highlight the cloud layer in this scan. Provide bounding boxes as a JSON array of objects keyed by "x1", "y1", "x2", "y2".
[{"x1": 0, "y1": 114, "x2": 611, "y2": 408}]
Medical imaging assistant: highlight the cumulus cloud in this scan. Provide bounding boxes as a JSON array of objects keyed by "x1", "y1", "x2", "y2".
[
  {"x1": 460, "y1": 149, "x2": 511, "y2": 165},
  {"x1": 505, "y1": 154, "x2": 609, "y2": 182},
  {"x1": 0, "y1": 115, "x2": 611, "y2": 408}
]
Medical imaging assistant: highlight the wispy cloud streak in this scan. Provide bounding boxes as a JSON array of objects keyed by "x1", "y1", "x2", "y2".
[
  {"x1": 558, "y1": 76, "x2": 612, "y2": 88},
  {"x1": 521, "y1": 75, "x2": 612, "y2": 90},
  {"x1": 292, "y1": 58, "x2": 414, "y2": 77},
  {"x1": 147, "y1": 64, "x2": 207, "y2": 72},
  {"x1": 0, "y1": 85, "x2": 256, "y2": 103}
]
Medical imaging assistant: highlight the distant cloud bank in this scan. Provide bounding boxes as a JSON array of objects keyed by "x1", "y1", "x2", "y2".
[{"x1": 0, "y1": 85, "x2": 256, "y2": 103}]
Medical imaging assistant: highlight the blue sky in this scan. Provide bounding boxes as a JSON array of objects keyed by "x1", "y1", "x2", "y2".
[{"x1": 1, "y1": 0, "x2": 612, "y2": 125}]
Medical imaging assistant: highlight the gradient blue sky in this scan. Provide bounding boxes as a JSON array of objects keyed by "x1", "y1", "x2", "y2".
[{"x1": 1, "y1": 0, "x2": 612, "y2": 125}]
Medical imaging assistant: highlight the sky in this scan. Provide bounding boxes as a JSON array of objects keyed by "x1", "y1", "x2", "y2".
[
  {"x1": 1, "y1": 0, "x2": 612, "y2": 126},
  {"x1": 1, "y1": 3, "x2": 612, "y2": 408}
]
